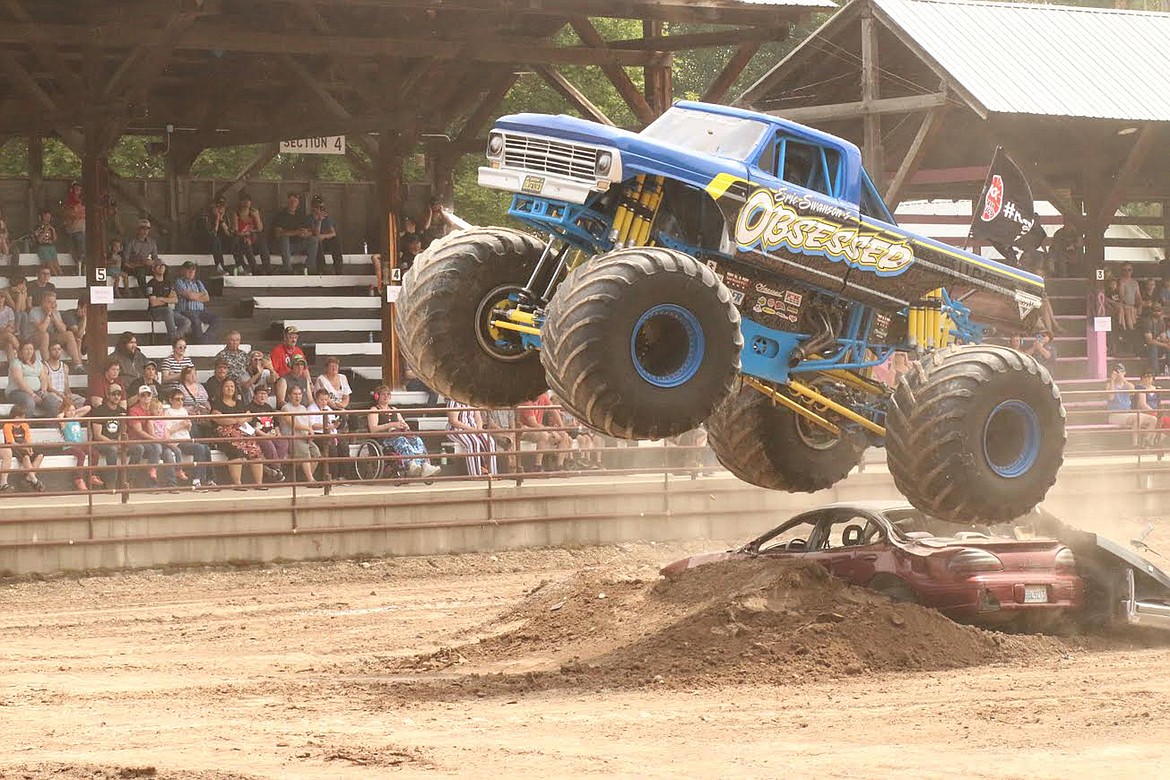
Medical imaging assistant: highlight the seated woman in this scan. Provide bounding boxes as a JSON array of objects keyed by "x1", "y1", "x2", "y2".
[
  {"x1": 211, "y1": 377, "x2": 265, "y2": 489},
  {"x1": 3, "y1": 403, "x2": 45, "y2": 491},
  {"x1": 366, "y1": 385, "x2": 440, "y2": 479},
  {"x1": 446, "y1": 399, "x2": 496, "y2": 477},
  {"x1": 279, "y1": 385, "x2": 320, "y2": 485},
  {"x1": 1106, "y1": 362, "x2": 1157, "y2": 448}
]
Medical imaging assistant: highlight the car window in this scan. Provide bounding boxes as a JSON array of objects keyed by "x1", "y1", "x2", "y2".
[
  {"x1": 819, "y1": 516, "x2": 873, "y2": 550},
  {"x1": 859, "y1": 170, "x2": 895, "y2": 224},
  {"x1": 764, "y1": 135, "x2": 841, "y2": 198},
  {"x1": 756, "y1": 520, "x2": 817, "y2": 553}
]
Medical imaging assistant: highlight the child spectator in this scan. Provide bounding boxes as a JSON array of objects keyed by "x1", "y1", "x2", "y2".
[
  {"x1": 3, "y1": 404, "x2": 44, "y2": 491},
  {"x1": 128, "y1": 386, "x2": 175, "y2": 488},
  {"x1": 57, "y1": 394, "x2": 91, "y2": 492},
  {"x1": 367, "y1": 385, "x2": 441, "y2": 479},
  {"x1": 280, "y1": 384, "x2": 320, "y2": 485},
  {"x1": 1118, "y1": 263, "x2": 1142, "y2": 333},
  {"x1": 107, "y1": 238, "x2": 128, "y2": 297},
  {"x1": 247, "y1": 385, "x2": 286, "y2": 482},
  {"x1": 314, "y1": 356, "x2": 351, "y2": 418},
  {"x1": 308, "y1": 386, "x2": 343, "y2": 481},
  {"x1": 164, "y1": 387, "x2": 212, "y2": 489},
  {"x1": 33, "y1": 208, "x2": 61, "y2": 276},
  {"x1": 148, "y1": 395, "x2": 186, "y2": 485},
  {"x1": 62, "y1": 181, "x2": 85, "y2": 273},
  {"x1": 446, "y1": 399, "x2": 496, "y2": 476},
  {"x1": 7, "y1": 274, "x2": 28, "y2": 340}
]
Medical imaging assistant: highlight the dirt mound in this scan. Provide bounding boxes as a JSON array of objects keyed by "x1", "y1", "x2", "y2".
[{"x1": 386, "y1": 558, "x2": 1058, "y2": 699}]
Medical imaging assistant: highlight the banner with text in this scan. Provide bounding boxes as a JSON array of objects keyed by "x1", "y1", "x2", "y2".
[{"x1": 280, "y1": 136, "x2": 346, "y2": 155}]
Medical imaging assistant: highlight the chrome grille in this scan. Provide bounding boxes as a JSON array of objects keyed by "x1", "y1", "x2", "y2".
[{"x1": 502, "y1": 134, "x2": 599, "y2": 181}]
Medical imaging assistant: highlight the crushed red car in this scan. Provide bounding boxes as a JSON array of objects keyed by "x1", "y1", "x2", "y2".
[{"x1": 662, "y1": 500, "x2": 1083, "y2": 628}]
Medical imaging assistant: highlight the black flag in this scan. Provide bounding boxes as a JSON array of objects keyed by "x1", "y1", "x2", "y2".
[{"x1": 971, "y1": 147, "x2": 1043, "y2": 264}]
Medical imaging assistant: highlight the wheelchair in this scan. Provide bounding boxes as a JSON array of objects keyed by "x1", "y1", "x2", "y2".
[{"x1": 351, "y1": 438, "x2": 436, "y2": 484}]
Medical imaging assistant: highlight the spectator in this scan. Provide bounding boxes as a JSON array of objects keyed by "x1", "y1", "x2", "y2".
[
  {"x1": 29, "y1": 266, "x2": 56, "y2": 308},
  {"x1": 43, "y1": 341, "x2": 85, "y2": 408},
  {"x1": 89, "y1": 384, "x2": 140, "y2": 490},
  {"x1": 57, "y1": 394, "x2": 91, "y2": 492},
  {"x1": 107, "y1": 238, "x2": 128, "y2": 297},
  {"x1": 61, "y1": 291, "x2": 87, "y2": 346},
  {"x1": 138, "y1": 361, "x2": 163, "y2": 400},
  {"x1": 215, "y1": 331, "x2": 249, "y2": 386},
  {"x1": 484, "y1": 406, "x2": 518, "y2": 474},
  {"x1": 557, "y1": 401, "x2": 603, "y2": 470},
  {"x1": 517, "y1": 391, "x2": 571, "y2": 472},
  {"x1": 308, "y1": 387, "x2": 342, "y2": 481},
  {"x1": 62, "y1": 181, "x2": 85, "y2": 273},
  {"x1": 1118, "y1": 263, "x2": 1142, "y2": 334},
  {"x1": 202, "y1": 196, "x2": 237, "y2": 276},
  {"x1": 7, "y1": 341, "x2": 59, "y2": 416},
  {"x1": 1024, "y1": 331, "x2": 1058, "y2": 369},
  {"x1": 272, "y1": 192, "x2": 318, "y2": 274},
  {"x1": 6, "y1": 274, "x2": 28, "y2": 341},
  {"x1": 109, "y1": 332, "x2": 149, "y2": 391},
  {"x1": 144, "y1": 260, "x2": 191, "y2": 341},
  {"x1": 0, "y1": 444, "x2": 11, "y2": 492},
  {"x1": 314, "y1": 356, "x2": 352, "y2": 418},
  {"x1": 1142, "y1": 278, "x2": 1158, "y2": 311},
  {"x1": 239, "y1": 349, "x2": 275, "y2": 404},
  {"x1": 87, "y1": 360, "x2": 122, "y2": 408},
  {"x1": 247, "y1": 385, "x2": 286, "y2": 481},
  {"x1": 128, "y1": 386, "x2": 175, "y2": 488},
  {"x1": 420, "y1": 196, "x2": 454, "y2": 249},
  {"x1": 123, "y1": 219, "x2": 161, "y2": 291},
  {"x1": 1136, "y1": 370, "x2": 1170, "y2": 439},
  {"x1": 1106, "y1": 363, "x2": 1157, "y2": 448},
  {"x1": 25, "y1": 291, "x2": 83, "y2": 371},
  {"x1": 164, "y1": 387, "x2": 213, "y2": 489},
  {"x1": 233, "y1": 192, "x2": 271, "y2": 275},
  {"x1": 204, "y1": 358, "x2": 236, "y2": 402},
  {"x1": 159, "y1": 337, "x2": 194, "y2": 389},
  {"x1": 33, "y1": 208, "x2": 61, "y2": 276},
  {"x1": 1049, "y1": 226, "x2": 1083, "y2": 278},
  {"x1": 148, "y1": 395, "x2": 187, "y2": 485},
  {"x1": 399, "y1": 232, "x2": 423, "y2": 274},
  {"x1": 270, "y1": 325, "x2": 305, "y2": 378},
  {"x1": 3, "y1": 404, "x2": 44, "y2": 491},
  {"x1": 176, "y1": 365, "x2": 210, "y2": 416},
  {"x1": 0, "y1": 207, "x2": 9, "y2": 269},
  {"x1": 0, "y1": 290, "x2": 17, "y2": 364},
  {"x1": 275, "y1": 354, "x2": 311, "y2": 407},
  {"x1": 367, "y1": 385, "x2": 441, "y2": 479},
  {"x1": 211, "y1": 377, "x2": 265, "y2": 489},
  {"x1": 311, "y1": 198, "x2": 343, "y2": 274},
  {"x1": 1140, "y1": 302, "x2": 1170, "y2": 376},
  {"x1": 446, "y1": 399, "x2": 497, "y2": 476},
  {"x1": 279, "y1": 384, "x2": 320, "y2": 485},
  {"x1": 175, "y1": 261, "x2": 219, "y2": 344}
]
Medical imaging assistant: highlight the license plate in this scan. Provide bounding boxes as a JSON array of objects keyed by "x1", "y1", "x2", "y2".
[
  {"x1": 521, "y1": 175, "x2": 545, "y2": 194},
  {"x1": 1023, "y1": 585, "x2": 1048, "y2": 603}
]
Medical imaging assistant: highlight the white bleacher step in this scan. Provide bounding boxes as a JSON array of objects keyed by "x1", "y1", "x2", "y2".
[
  {"x1": 58, "y1": 298, "x2": 153, "y2": 313},
  {"x1": 1, "y1": 276, "x2": 88, "y2": 290},
  {"x1": 252, "y1": 296, "x2": 378, "y2": 311},
  {"x1": 276, "y1": 318, "x2": 381, "y2": 333},
  {"x1": 225, "y1": 274, "x2": 375, "y2": 289},
  {"x1": 314, "y1": 342, "x2": 382, "y2": 357}
]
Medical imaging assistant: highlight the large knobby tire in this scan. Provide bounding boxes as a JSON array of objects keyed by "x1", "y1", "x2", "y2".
[
  {"x1": 541, "y1": 247, "x2": 742, "y2": 439},
  {"x1": 395, "y1": 227, "x2": 549, "y2": 407},
  {"x1": 707, "y1": 384, "x2": 866, "y2": 492},
  {"x1": 886, "y1": 344, "x2": 1066, "y2": 523}
]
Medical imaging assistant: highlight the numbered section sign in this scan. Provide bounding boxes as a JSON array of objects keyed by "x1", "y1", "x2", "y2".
[{"x1": 280, "y1": 136, "x2": 346, "y2": 155}]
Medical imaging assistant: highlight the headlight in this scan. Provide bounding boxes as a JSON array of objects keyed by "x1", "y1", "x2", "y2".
[
  {"x1": 1054, "y1": 547, "x2": 1076, "y2": 570},
  {"x1": 948, "y1": 548, "x2": 1004, "y2": 574},
  {"x1": 595, "y1": 151, "x2": 612, "y2": 177},
  {"x1": 487, "y1": 133, "x2": 505, "y2": 158}
]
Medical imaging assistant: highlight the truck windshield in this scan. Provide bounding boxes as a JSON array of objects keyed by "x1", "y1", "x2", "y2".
[{"x1": 640, "y1": 107, "x2": 769, "y2": 161}]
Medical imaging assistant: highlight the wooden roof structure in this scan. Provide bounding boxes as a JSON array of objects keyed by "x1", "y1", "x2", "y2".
[
  {"x1": 739, "y1": 0, "x2": 1170, "y2": 264},
  {"x1": 11, "y1": 0, "x2": 827, "y2": 386}
]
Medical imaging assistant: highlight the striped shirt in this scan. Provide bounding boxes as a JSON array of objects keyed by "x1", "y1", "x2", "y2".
[{"x1": 160, "y1": 354, "x2": 195, "y2": 385}]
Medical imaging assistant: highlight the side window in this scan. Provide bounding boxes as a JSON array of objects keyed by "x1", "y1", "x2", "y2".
[
  {"x1": 757, "y1": 520, "x2": 817, "y2": 553},
  {"x1": 770, "y1": 136, "x2": 841, "y2": 198},
  {"x1": 821, "y1": 516, "x2": 872, "y2": 550},
  {"x1": 859, "y1": 170, "x2": 895, "y2": 224}
]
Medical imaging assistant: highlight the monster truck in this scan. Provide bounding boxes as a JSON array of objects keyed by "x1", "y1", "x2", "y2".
[{"x1": 395, "y1": 100, "x2": 1066, "y2": 522}]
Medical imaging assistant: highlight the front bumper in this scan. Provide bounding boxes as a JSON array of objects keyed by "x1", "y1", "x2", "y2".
[{"x1": 478, "y1": 166, "x2": 601, "y2": 205}]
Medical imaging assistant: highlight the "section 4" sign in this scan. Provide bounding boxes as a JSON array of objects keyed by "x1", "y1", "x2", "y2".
[{"x1": 280, "y1": 136, "x2": 346, "y2": 155}]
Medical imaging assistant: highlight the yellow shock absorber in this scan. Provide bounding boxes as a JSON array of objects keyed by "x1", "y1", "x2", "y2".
[
  {"x1": 611, "y1": 175, "x2": 644, "y2": 246},
  {"x1": 622, "y1": 176, "x2": 649, "y2": 246},
  {"x1": 924, "y1": 290, "x2": 939, "y2": 350},
  {"x1": 907, "y1": 306, "x2": 920, "y2": 351},
  {"x1": 633, "y1": 176, "x2": 665, "y2": 246},
  {"x1": 626, "y1": 175, "x2": 659, "y2": 247}
]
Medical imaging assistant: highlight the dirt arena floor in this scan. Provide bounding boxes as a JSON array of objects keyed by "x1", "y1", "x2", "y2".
[{"x1": 3, "y1": 530, "x2": 1170, "y2": 779}]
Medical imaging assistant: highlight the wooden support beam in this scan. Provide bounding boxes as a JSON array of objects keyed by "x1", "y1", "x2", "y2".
[
  {"x1": 0, "y1": 22, "x2": 667, "y2": 67},
  {"x1": 861, "y1": 8, "x2": 884, "y2": 189},
  {"x1": 4, "y1": 0, "x2": 88, "y2": 103},
  {"x1": 82, "y1": 139, "x2": 109, "y2": 395},
  {"x1": 27, "y1": 133, "x2": 41, "y2": 227},
  {"x1": 608, "y1": 26, "x2": 787, "y2": 51},
  {"x1": 213, "y1": 143, "x2": 280, "y2": 202},
  {"x1": 281, "y1": 54, "x2": 354, "y2": 121},
  {"x1": 642, "y1": 20, "x2": 672, "y2": 117},
  {"x1": 884, "y1": 107, "x2": 945, "y2": 210},
  {"x1": 104, "y1": 9, "x2": 197, "y2": 104},
  {"x1": 570, "y1": 17, "x2": 655, "y2": 126},
  {"x1": 702, "y1": 42, "x2": 763, "y2": 104},
  {"x1": 454, "y1": 72, "x2": 519, "y2": 145},
  {"x1": 769, "y1": 92, "x2": 951, "y2": 123},
  {"x1": 533, "y1": 65, "x2": 615, "y2": 126},
  {"x1": 1092, "y1": 124, "x2": 1160, "y2": 230}
]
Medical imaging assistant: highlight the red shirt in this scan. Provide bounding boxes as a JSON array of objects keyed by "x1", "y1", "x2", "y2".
[
  {"x1": 270, "y1": 344, "x2": 305, "y2": 377},
  {"x1": 518, "y1": 393, "x2": 552, "y2": 427}
]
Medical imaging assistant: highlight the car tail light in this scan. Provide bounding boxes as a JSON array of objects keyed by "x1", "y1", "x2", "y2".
[
  {"x1": 948, "y1": 548, "x2": 1003, "y2": 574},
  {"x1": 1054, "y1": 547, "x2": 1076, "y2": 571}
]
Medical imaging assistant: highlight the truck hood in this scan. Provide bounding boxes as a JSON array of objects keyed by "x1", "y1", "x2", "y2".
[{"x1": 493, "y1": 112, "x2": 753, "y2": 188}]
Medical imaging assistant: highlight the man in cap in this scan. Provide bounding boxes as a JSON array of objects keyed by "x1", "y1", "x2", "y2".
[
  {"x1": 175, "y1": 261, "x2": 220, "y2": 344},
  {"x1": 240, "y1": 348, "x2": 275, "y2": 404},
  {"x1": 202, "y1": 195, "x2": 236, "y2": 276},
  {"x1": 203, "y1": 356, "x2": 235, "y2": 402},
  {"x1": 275, "y1": 353, "x2": 311, "y2": 407},
  {"x1": 270, "y1": 324, "x2": 305, "y2": 377},
  {"x1": 144, "y1": 259, "x2": 192, "y2": 340},
  {"x1": 124, "y1": 218, "x2": 161, "y2": 291},
  {"x1": 272, "y1": 192, "x2": 318, "y2": 274}
]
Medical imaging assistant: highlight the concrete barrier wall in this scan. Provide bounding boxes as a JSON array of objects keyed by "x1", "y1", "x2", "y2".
[{"x1": 0, "y1": 462, "x2": 1163, "y2": 577}]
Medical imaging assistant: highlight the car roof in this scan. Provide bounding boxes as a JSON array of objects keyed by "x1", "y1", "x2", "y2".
[{"x1": 805, "y1": 500, "x2": 916, "y2": 514}]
